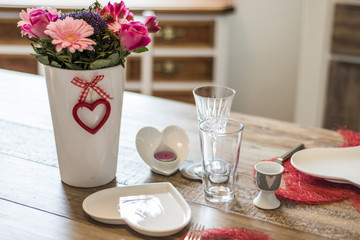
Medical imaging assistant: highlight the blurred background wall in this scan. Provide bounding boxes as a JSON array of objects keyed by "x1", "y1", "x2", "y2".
[{"x1": 227, "y1": 0, "x2": 302, "y2": 122}]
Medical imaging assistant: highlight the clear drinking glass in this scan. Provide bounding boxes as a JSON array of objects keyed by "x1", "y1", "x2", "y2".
[
  {"x1": 199, "y1": 118, "x2": 244, "y2": 202},
  {"x1": 193, "y1": 85, "x2": 236, "y2": 121},
  {"x1": 184, "y1": 86, "x2": 236, "y2": 179}
]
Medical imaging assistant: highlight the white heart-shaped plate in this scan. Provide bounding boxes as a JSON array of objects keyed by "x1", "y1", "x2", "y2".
[
  {"x1": 82, "y1": 182, "x2": 191, "y2": 236},
  {"x1": 135, "y1": 125, "x2": 190, "y2": 176}
]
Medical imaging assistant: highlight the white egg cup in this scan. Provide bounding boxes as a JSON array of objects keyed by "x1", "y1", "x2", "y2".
[
  {"x1": 253, "y1": 161, "x2": 284, "y2": 210},
  {"x1": 135, "y1": 125, "x2": 190, "y2": 176}
]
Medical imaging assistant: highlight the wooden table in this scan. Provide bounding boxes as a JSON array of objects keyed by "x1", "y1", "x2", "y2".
[{"x1": 0, "y1": 69, "x2": 359, "y2": 240}]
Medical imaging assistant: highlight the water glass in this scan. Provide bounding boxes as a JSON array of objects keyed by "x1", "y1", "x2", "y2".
[
  {"x1": 199, "y1": 118, "x2": 244, "y2": 202},
  {"x1": 193, "y1": 85, "x2": 235, "y2": 121},
  {"x1": 182, "y1": 86, "x2": 236, "y2": 180}
]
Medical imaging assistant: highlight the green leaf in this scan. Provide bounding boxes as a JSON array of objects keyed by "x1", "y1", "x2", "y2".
[
  {"x1": 46, "y1": 51, "x2": 57, "y2": 57},
  {"x1": 89, "y1": 59, "x2": 112, "y2": 69},
  {"x1": 64, "y1": 62, "x2": 83, "y2": 70},
  {"x1": 50, "y1": 61, "x2": 61, "y2": 68},
  {"x1": 31, "y1": 44, "x2": 39, "y2": 54},
  {"x1": 36, "y1": 55, "x2": 50, "y2": 65},
  {"x1": 57, "y1": 55, "x2": 71, "y2": 62},
  {"x1": 107, "y1": 52, "x2": 120, "y2": 66},
  {"x1": 132, "y1": 47, "x2": 148, "y2": 53}
]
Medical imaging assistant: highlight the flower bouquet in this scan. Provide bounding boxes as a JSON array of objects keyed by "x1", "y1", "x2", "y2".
[
  {"x1": 17, "y1": 0, "x2": 160, "y2": 70},
  {"x1": 16, "y1": 1, "x2": 160, "y2": 187}
]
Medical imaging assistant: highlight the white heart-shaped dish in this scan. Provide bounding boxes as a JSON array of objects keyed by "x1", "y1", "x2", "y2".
[
  {"x1": 82, "y1": 182, "x2": 191, "y2": 236},
  {"x1": 135, "y1": 125, "x2": 189, "y2": 176}
]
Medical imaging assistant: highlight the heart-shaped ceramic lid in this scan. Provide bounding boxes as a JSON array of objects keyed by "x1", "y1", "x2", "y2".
[{"x1": 135, "y1": 125, "x2": 189, "y2": 176}]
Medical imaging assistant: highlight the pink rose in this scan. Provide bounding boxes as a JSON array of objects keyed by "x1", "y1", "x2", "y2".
[
  {"x1": 145, "y1": 15, "x2": 160, "y2": 33},
  {"x1": 20, "y1": 24, "x2": 34, "y2": 37},
  {"x1": 103, "y1": 1, "x2": 133, "y2": 22},
  {"x1": 119, "y1": 21, "x2": 151, "y2": 51},
  {"x1": 20, "y1": 9, "x2": 58, "y2": 38},
  {"x1": 28, "y1": 9, "x2": 51, "y2": 37}
]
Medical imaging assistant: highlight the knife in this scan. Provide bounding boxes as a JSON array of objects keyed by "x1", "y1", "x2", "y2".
[{"x1": 274, "y1": 143, "x2": 305, "y2": 164}]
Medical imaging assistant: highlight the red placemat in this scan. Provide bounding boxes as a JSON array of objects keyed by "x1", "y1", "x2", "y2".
[
  {"x1": 263, "y1": 129, "x2": 360, "y2": 211},
  {"x1": 202, "y1": 227, "x2": 274, "y2": 240},
  {"x1": 181, "y1": 227, "x2": 274, "y2": 240}
]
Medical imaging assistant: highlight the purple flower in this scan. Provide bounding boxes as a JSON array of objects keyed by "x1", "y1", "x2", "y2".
[{"x1": 60, "y1": 11, "x2": 106, "y2": 35}]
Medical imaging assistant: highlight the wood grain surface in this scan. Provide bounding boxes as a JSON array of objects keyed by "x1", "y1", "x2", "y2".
[{"x1": 0, "y1": 69, "x2": 359, "y2": 240}]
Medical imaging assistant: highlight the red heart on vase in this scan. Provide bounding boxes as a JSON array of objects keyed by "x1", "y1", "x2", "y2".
[{"x1": 72, "y1": 99, "x2": 111, "y2": 134}]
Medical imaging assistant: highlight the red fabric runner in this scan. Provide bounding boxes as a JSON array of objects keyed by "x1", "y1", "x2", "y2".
[
  {"x1": 181, "y1": 227, "x2": 274, "y2": 240},
  {"x1": 273, "y1": 129, "x2": 360, "y2": 210},
  {"x1": 202, "y1": 227, "x2": 274, "y2": 240}
]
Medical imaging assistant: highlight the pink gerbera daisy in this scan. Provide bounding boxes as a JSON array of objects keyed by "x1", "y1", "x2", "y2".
[{"x1": 44, "y1": 17, "x2": 96, "y2": 53}]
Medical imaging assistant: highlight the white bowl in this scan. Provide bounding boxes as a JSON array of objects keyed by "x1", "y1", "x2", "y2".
[{"x1": 135, "y1": 125, "x2": 190, "y2": 176}]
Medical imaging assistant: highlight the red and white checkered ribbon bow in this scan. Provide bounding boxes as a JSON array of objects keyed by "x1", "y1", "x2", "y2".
[{"x1": 71, "y1": 75, "x2": 113, "y2": 103}]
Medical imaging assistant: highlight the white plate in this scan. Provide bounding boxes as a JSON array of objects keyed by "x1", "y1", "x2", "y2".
[
  {"x1": 291, "y1": 146, "x2": 360, "y2": 188},
  {"x1": 82, "y1": 182, "x2": 191, "y2": 237}
]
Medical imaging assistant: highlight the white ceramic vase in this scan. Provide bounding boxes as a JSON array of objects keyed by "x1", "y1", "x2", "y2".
[{"x1": 43, "y1": 64, "x2": 125, "y2": 187}]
